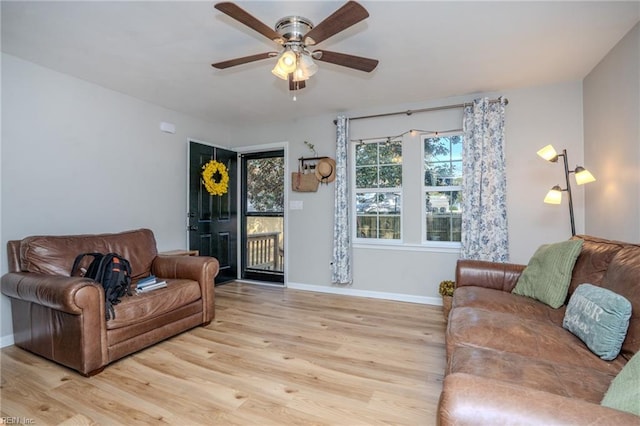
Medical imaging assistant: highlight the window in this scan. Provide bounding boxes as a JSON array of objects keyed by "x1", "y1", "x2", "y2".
[
  {"x1": 354, "y1": 140, "x2": 402, "y2": 241},
  {"x1": 423, "y1": 134, "x2": 463, "y2": 243}
]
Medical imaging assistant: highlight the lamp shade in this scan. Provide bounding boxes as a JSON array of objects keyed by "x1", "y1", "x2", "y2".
[
  {"x1": 537, "y1": 145, "x2": 558, "y2": 162},
  {"x1": 544, "y1": 185, "x2": 563, "y2": 204},
  {"x1": 574, "y1": 166, "x2": 596, "y2": 185}
]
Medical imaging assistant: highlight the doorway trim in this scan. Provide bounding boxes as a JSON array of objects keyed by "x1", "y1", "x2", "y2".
[{"x1": 235, "y1": 141, "x2": 289, "y2": 285}]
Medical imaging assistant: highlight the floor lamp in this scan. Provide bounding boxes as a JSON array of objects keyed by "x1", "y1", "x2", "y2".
[{"x1": 537, "y1": 145, "x2": 596, "y2": 236}]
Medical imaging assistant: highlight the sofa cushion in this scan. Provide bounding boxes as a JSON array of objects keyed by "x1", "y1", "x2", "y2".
[
  {"x1": 568, "y1": 235, "x2": 626, "y2": 299},
  {"x1": 446, "y1": 307, "x2": 626, "y2": 374},
  {"x1": 600, "y1": 245, "x2": 640, "y2": 360},
  {"x1": 20, "y1": 229, "x2": 158, "y2": 280},
  {"x1": 449, "y1": 346, "x2": 616, "y2": 404},
  {"x1": 601, "y1": 352, "x2": 640, "y2": 416},
  {"x1": 453, "y1": 286, "x2": 566, "y2": 325},
  {"x1": 512, "y1": 239, "x2": 583, "y2": 308},
  {"x1": 106, "y1": 278, "x2": 201, "y2": 330},
  {"x1": 563, "y1": 284, "x2": 632, "y2": 361}
]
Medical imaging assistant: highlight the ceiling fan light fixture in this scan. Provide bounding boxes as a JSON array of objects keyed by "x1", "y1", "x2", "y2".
[
  {"x1": 299, "y1": 53, "x2": 318, "y2": 76},
  {"x1": 278, "y1": 50, "x2": 297, "y2": 73},
  {"x1": 213, "y1": 1, "x2": 378, "y2": 96},
  {"x1": 271, "y1": 48, "x2": 297, "y2": 80},
  {"x1": 292, "y1": 54, "x2": 319, "y2": 82},
  {"x1": 292, "y1": 67, "x2": 307, "y2": 82},
  {"x1": 271, "y1": 63, "x2": 289, "y2": 80}
]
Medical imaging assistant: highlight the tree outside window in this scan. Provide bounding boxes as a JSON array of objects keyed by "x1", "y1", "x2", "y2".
[
  {"x1": 424, "y1": 134, "x2": 463, "y2": 243},
  {"x1": 355, "y1": 140, "x2": 402, "y2": 240}
]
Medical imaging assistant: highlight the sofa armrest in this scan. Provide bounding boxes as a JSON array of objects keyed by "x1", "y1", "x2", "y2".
[
  {"x1": 151, "y1": 255, "x2": 219, "y2": 323},
  {"x1": 438, "y1": 373, "x2": 639, "y2": 426},
  {"x1": 1, "y1": 272, "x2": 103, "y2": 314},
  {"x1": 455, "y1": 259, "x2": 525, "y2": 293}
]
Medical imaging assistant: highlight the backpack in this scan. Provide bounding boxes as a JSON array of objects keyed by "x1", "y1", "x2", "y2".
[{"x1": 71, "y1": 253, "x2": 132, "y2": 320}]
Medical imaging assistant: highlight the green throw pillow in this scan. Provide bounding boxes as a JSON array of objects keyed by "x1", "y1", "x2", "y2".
[
  {"x1": 601, "y1": 352, "x2": 640, "y2": 416},
  {"x1": 512, "y1": 239, "x2": 583, "y2": 308},
  {"x1": 563, "y1": 284, "x2": 632, "y2": 360}
]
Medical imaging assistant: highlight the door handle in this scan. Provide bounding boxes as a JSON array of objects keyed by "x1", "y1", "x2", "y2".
[{"x1": 188, "y1": 225, "x2": 198, "y2": 231}]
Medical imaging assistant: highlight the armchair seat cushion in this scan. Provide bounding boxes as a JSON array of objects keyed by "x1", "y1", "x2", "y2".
[{"x1": 107, "y1": 279, "x2": 201, "y2": 330}]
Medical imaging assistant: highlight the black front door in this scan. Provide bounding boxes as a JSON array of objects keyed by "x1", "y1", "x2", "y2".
[{"x1": 188, "y1": 141, "x2": 238, "y2": 284}]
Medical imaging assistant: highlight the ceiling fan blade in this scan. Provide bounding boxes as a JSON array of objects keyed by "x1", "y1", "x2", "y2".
[
  {"x1": 215, "y1": 2, "x2": 283, "y2": 44},
  {"x1": 304, "y1": 1, "x2": 369, "y2": 45},
  {"x1": 313, "y1": 50, "x2": 378, "y2": 72},
  {"x1": 212, "y1": 52, "x2": 277, "y2": 69}
]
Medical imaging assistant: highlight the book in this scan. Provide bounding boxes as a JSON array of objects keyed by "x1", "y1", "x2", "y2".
[
  {"x1": 136, "y1": 275, "x2": 157, "y2": 287},
  {"x1": 136, "y1": 280, "x2": 167, "y2": 293}
]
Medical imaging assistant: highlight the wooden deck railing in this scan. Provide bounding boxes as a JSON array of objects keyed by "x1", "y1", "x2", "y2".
[{"x1": 247, "y1": 232, "x2": 283, "y2": 271}]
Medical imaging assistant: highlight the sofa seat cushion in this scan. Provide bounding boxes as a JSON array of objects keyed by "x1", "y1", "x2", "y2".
[
  {"x1": 447, "y1": 307, "x2": 626, "y2": 374},
  {"x1": 107, "y1": 279, "x2": 201, "y2": 330},
  {"x1": 449, "y1": 346, "x2": 617, "y2": 404},
  {"x1": 453, "y1": 286, "x2": 566, "y2": 325}
]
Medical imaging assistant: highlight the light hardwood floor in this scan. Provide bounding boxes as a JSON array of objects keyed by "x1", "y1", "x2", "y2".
[{"x1": 1, "y1": 282, "x2": 446, "y2": 425}]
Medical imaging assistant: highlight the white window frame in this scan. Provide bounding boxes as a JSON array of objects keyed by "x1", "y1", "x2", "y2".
[
  {"x1": 351, "y1": 139, "x2": 403, "y2": 245},
  {"x1": 422, "y1": 132, "x2": 464, "y2": 249}
]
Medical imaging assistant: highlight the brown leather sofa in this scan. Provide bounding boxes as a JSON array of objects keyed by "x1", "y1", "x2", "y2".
[
  {"x1": 438, "y1": 235, "x2": 640, "y2": 425},
  {"x1": 1, "y1": 229, "x2": 219, "y2": 376}
]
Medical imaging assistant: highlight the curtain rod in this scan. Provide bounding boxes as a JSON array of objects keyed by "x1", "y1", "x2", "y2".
[{"x1": 334, "y1": 97, "x2": 508, "y2": 124}]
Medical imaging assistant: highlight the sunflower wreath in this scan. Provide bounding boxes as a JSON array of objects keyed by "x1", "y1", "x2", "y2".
[{"x1": 201, "y1": 160, "x2": 229, "y2": 196}]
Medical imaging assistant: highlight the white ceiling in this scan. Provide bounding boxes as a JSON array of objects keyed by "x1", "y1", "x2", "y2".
[{"x1": 2, "y1": 1, "x2": 639, "y2": 126}]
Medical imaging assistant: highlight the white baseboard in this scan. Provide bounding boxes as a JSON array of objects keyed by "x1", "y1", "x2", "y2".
[
  {"x1": 1, "y1": 334, "x2": 15, "y2": 348},
  {"x1": 286, "y1": 281, "x2": 442, "y2": 306}
]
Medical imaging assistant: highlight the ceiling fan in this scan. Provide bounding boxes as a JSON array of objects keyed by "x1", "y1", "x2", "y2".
[{"x1": 211, "y1": 1, "x2": 379, "y2": 96}]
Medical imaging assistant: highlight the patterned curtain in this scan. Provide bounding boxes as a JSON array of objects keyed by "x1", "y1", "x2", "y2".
[
  {"x1": 461, "y1": 97, "x2": 509, "y2": 262},
  {"x1": 331, "y1": 115, "x2": 352, "y2": 285}
]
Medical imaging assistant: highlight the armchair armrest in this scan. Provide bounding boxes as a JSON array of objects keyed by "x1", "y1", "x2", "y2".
[
  {"x1": 1, "y1": 272, "x2": 103, "y2": 314},
  {"x1": 151, "y1": 255, "x2": 219, "y2": 323},
  {"x1": 455, "y1": 259, "x2": 525, "y2": 293},
  {"x1": 1, "y1": 272, "x2": 108, "y2": 375},
  {"x1": 438, "y1": 373, "x2": 638, "y2": 425}
]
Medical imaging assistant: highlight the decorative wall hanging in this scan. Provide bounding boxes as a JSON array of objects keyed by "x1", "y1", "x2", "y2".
[
  {"x1": 315, "y1": 157, "x2": 336, "y2": 184},
  {"x1": 201, "y1": 160, "x2": 230, "y2": 196}
]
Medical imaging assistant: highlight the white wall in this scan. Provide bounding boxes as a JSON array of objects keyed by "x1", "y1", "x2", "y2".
[
  {"x1": 0, "y1": 53, "x2": 590, "y2": 345},
  {"x1": 230, "y1": 80, "x2": 586, "y2": 301},
  {"x1": 0, "y1": 54, "x2": 231, "y2": 345},
  {"x1": 583, "y1": 23, "x2": 640, "y2": 242}
]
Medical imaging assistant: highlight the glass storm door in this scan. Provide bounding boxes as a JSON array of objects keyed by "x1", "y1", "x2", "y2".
[{"x1": 241, "y1": 150, "x2": 284, "y2": 283}]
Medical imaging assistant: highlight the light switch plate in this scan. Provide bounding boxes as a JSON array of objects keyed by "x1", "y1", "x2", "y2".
[{"x1": 289, "y1": 200, "x2": 303, "y2": 210}]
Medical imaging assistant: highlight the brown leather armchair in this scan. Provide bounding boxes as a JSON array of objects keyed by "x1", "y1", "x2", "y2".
[{"x1": 1, "y1": 229, "x2": 219, "y2": 376}]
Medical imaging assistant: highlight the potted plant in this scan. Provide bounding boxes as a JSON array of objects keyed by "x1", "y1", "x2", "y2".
[{"x1": 439, "y1": 280, "x2": 456, "y2": 321}]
